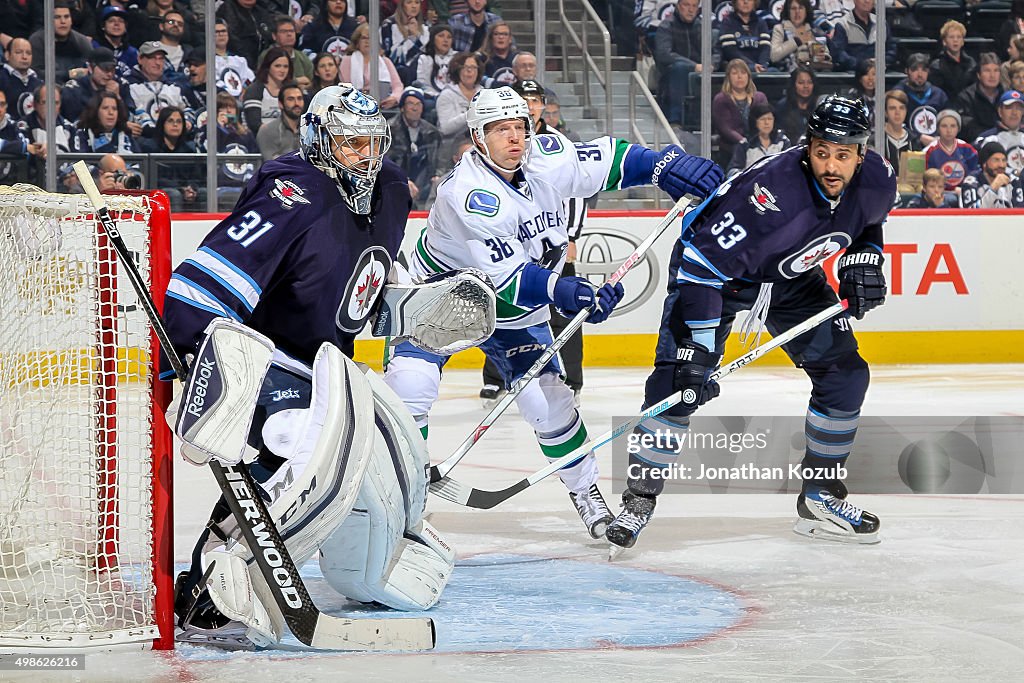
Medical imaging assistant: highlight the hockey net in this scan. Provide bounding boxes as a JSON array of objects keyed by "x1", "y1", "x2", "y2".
[{"x1": 0, "y1": 186, "x2": 173, "y2": 651}]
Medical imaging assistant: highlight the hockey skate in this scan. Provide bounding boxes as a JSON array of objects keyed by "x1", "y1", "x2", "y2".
[
  {"x1": 605, "y1": 491, "x2": 657, "y2": 560},
  {"x1": 479, "y1": 384, "x2": 506, "y2": 409},
  {"x1": 569, "y1": 484, "x2": 614, "y2": 540},
  {"x1": 794, "y1": 484, "x2": 880, "y2": 544},
  {"x1": 173, "y1": 571, "x2": 256, "y2": 650}
]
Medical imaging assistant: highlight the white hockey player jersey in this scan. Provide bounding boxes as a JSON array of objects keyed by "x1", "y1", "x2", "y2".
[{"x1": 411, "y1": 134, "x2": 635, "y2": 328}]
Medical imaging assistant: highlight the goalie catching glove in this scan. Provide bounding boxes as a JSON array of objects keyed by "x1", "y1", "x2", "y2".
[
  {"x1": 371, "y1": 267, "x2": 497, "y2": 354},
  {"x1": 837, "y1": 248, "x2": 886, "y2": 320}
]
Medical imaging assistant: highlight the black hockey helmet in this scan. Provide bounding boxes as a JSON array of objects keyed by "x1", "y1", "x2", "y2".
[
  {"x1": 806, "y1": 95, "x2": 871, "y2": 147},
  {"x1": 512, "y1": 79, "x2": 546, "y2": 103}
]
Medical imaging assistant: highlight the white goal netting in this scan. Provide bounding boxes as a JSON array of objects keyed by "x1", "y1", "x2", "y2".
[{"x1": 0, "y1": 186, "x2": 170, "y2": 650}]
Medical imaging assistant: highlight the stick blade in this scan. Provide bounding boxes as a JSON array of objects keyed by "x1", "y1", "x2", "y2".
[
  {"x1": 428, "y1": 477, "x2": 472, "y2": 505},
  {"x1": 310, "y1": 614, "x2": 436, "y2": 651}
]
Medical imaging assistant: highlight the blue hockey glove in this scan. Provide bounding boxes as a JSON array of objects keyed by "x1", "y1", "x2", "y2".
[
  {"x1": 647, "y1": 339, "x2": 721, "y2": 417},
  {"x1": 837, "y1": 249, "x2": 886, "y2": 320},
  {"x1": 552, "y1": 275, "x2": 597, "y2": 314},
  {"x1": 651, "y1": 145, "x2": 724, "y2": 200},
  {"x1": 587, "y1": 282, "x2": 624, "y2": 323}
]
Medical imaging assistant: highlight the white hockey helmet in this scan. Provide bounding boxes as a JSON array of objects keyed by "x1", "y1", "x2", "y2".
[
  {"x1": 300, "y1": 83, "x2": 392, "y2": 215},
  {"x1": 466, "y1": 86, "x2": 533, "y2": 171}
]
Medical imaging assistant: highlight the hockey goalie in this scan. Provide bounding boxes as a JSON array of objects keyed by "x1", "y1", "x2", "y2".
[{"x1": 162, "y1": 84, "x2": 495, "y2": 649}]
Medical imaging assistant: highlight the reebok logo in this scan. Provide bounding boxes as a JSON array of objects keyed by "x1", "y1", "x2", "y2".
[
  {"x1": 651, "y1": 149, "x2": 680, "y2": 186},
  {"x1": 185, "y1": 357, "x2": 216, "y2": 417}
]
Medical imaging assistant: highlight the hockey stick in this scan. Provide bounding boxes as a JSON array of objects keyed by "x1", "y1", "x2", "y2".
[
  {"x1": 429, "y1": 300, "x2": 849, "y2": 509},
  {"x1": 73, "y1": 161, "x2": 435, "y2": 651},
  {"x1": 428, "y1": 193, "x2": 695, "y2": 484}
]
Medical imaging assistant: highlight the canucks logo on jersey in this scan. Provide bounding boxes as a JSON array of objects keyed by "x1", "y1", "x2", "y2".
[{"x1": 466, "y1": 190, "x2": 500, "y2": 217}]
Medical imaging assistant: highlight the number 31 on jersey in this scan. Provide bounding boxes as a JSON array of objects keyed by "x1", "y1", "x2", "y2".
[{"x1": 226, "y1": 210, "x2": 274, "y2": 247}]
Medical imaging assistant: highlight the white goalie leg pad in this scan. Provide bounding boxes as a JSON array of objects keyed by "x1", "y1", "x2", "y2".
[
  {"x1": 219, "y1": 342, "x2": 376, "y2": 570},
  {"x1": 318, "y1": 367, "x2": 455, "y2": 611},
  {"x1": 202, "y1": 545, "x2": 283, "y2": 648},
  {"x1": 173, "y1": 318, "x2": 274, "y2": 466},
  {"x1": 371, "y1": 268, "x2": 496, "y2": 355}
]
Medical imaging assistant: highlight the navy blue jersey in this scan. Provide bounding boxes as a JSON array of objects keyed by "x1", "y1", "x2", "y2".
[
  {"x1": 163, "y1": 153, "x2": 411, "y2": 377},
  {"x1": 675, "y1": 145, "x2": 897, "y2": 329}
]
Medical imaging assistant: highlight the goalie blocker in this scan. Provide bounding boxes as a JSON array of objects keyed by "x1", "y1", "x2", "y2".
[{"x1": 172, "y1": 321, "x2": 455, "y2": 648}]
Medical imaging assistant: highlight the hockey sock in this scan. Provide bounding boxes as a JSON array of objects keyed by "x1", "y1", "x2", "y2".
[
  {"x1": 625, "y1": 415, "x2": 689, "y2": 497},
  {"x1": 800, "y1": 403, "x2": 858, "y2": 492}
]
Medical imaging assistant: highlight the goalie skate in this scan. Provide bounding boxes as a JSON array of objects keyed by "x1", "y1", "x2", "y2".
[
  {"x1": 569, "y1": 484, "x2": 614, "y2": 540},
  {"x1": 794, "y1": 486, "x2": 880, "y2": 544},
  {"x1": 606, "y1": 491, "x2": 657, "y2": 560},
  {"x1": 173, "y1": 571, "x2": 256, "y2": 651}
]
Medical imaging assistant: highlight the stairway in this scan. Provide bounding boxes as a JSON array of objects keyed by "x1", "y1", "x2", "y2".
[{"x1": 496, "y1": 0, "x2": 671, "y2": 208}]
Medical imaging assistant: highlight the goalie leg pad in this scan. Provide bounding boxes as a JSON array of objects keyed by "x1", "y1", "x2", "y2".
[
  {"x1": 319, "y1": 367, "x2": 454, "y2": 611},
  {"x1": 173, "y1": 318, "x2": 275, "y2": 466},
  {"x1": 218, "y1": 342, "x2": 376, "y2": 569},
  {"x1": 202, "y1": 545, "x2": 283, "y2": 648}
]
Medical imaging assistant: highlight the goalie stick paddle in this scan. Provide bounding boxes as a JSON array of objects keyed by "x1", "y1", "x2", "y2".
[
  {"x1": 428, "y1": 193, "x2": 695, "y2": 485},
  {"x1": 429, "y1": 300, "x2": 849, "y2": 509},
  {"x1": 72, "y1": 161, "x2": 435, "y2": 652}
]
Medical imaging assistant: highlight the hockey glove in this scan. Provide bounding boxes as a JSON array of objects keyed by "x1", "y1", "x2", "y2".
[
  {"x1": 587, "y1": 282, "x2": 625, "y2": 324},
  {"x1": 837, "y1": 249, "x2": 886, "y2": 320},
  {"x1": 651, "y1": 145, "x2": 724, "y2": 200},
  {"x1": 553, "y1": 275, "x2": 597, "y2": 314},
  {"x1": 649, "y1": 340, "x2": 722, "y2": 417}
]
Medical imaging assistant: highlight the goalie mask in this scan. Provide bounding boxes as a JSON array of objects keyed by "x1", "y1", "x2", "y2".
[
  {"x1": 466, "y1": 86, "x2": 533, "y2": 172},
  {"x1": 300, "y1": 84, "x2": 392, "y2": 215}
]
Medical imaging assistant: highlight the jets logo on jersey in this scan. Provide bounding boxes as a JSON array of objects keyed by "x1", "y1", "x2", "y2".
[
  {"x1": 270, "y1": 178, "x2": 311, "y2": 208},
  {"x1": 749, "y1": 183, "x2": 780, "y2": 214},
  {"x1": 337, "y1": 247, "x2": 391, "y2": 333},
  {"x1": 940, "y1": 160, "x2": 967, "y2": 188},
  {"x1": 778, "y1": 232, "x2": 852, "y2": 278},
  {"x1": 466, "y1": 189, "x2": 500, "y2": 217},
  {"x1": 537, "y1": 134, "x2": 564, "y2": 155},
  {"x1": 218, "y1": 67, "x2": 245, "y2": 97}
]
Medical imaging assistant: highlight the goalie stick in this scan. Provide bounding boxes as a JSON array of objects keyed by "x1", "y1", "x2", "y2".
[
  {"x1": 72, "y1": 161, "x2": 435, "y2": 652},
  {"x1": 428, "y1": 193, "x2": 695, "y2": 484},
  {"x1": 429, "y1": 300, "x2": 849, "y2": 509}
]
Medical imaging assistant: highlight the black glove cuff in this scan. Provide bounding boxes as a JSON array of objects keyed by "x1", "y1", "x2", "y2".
[{"x1": 837, "y1": 249, "x2": 883, "y2": 271}]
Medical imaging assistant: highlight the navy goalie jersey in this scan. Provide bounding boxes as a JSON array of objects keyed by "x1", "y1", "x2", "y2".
[
  {"x1": 162, "y1": 152, "x2": 411, "y2": 377},
  {"x1": 675, "y1": 145, "x2": 897, "y2": 325}
]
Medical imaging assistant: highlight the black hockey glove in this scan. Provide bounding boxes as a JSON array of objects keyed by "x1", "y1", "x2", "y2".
[
  {"x1": 651, "y1": 340, "x2": 721, "y2": 417},
  {"x1": 837, "y1": 249, "x2": 886, "y2": 320}
]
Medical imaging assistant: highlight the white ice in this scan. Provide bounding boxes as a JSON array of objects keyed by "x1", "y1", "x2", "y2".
[{"x1": 12, "y1": 365, "x2": 1024, "y2": 682}]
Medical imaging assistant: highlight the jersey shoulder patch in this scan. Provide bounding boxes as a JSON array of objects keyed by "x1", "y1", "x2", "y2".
[
  {"x1": 465, "y1": 189, "x2": 500, "y2": 217},
  {"x1": 534, "y1": 134, "x2": 565, "y2": 155}
]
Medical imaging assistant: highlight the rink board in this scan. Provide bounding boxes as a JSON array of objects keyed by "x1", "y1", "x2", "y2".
[{"x1": 171, "y1": 209, "x2": 1024, "y2": 367}]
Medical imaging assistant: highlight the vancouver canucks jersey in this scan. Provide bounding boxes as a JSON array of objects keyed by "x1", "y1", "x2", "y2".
[
  {"x1": 411, "y1": 134, "x2": 645, "y2": 328},
  {"x1": 676, "y1": 145, "x2": 897, "y2": 327},
  {"x1": 162, "y1": 152, "x2": 411, "y2": 377}
]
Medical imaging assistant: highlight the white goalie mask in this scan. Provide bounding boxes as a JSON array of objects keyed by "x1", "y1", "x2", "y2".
[
  {"x1": 466, "y1": 87, "x2": 533, "y2": 172},
  {"x1": 300, "y1": 84, "x2": 392, "y2": 215}
]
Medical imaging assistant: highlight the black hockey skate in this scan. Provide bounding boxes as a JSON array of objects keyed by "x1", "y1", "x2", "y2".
[
  {"x1": 479, "y1": 384, "x2": 506, "y2": 409},
  {"x1": 174, "y1": 571, "x2": 255, "y2": 650},
  {"x1": 605, "y1": 491, "x2": 656, "y2": 560},
  {"x1": 569, "y1": 484, "x2": 614, "y2": 539},
  {"x1": 794, "y1": 483, "x2": 880, "y2": 544}
]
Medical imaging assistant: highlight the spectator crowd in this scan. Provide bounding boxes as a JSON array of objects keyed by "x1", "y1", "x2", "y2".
[
  {"x1": 2, "y1": 0, "x2": 1021, "y2": 210},
  {"x1": 639, "y1": 0, "x2": 1024, "y2": 207}
]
